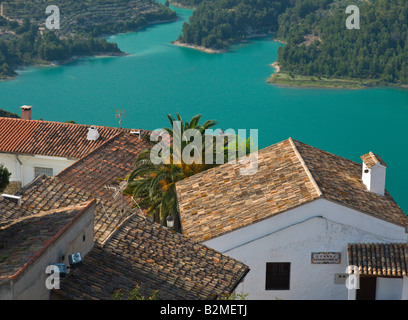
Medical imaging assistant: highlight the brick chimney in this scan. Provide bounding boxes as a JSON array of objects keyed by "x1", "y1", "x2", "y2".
[
  {"x1": 361, "y1": 152, "x2": 387, "y2": 196},
  {"x1": 21, "y1": 105, "x2": 32, "y2": 120}
]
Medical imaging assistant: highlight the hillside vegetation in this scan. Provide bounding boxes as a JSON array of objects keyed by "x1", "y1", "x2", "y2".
[
  {"x1": 177, "y1": 0, "x2": 292, "y2": 49},
  {"x1": 1, "y1": 0, "x2": 176, "y2": 37},
  {"x1": 0, "y1": 108, "x2": 19, "y2": 117},
  {"x1": 0, "y1": 0, "x2": 176, "y2": 79},
  {"x1": 177, "y1": 0, "x2": 408, "y2": 86},
  {"x1": 275, "y1": 0, "x2": 408, "y2": 85}
]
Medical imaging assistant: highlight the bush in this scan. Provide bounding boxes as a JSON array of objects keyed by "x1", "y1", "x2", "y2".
[{"x1": 0, "y1": 164, "x2": 11, "y2": 193}]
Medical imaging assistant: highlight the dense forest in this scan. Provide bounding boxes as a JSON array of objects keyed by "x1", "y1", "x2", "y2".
[
  {"x1": 178, "y1": 0, "x2": 408, "y2": 85},
  {"x1": 177, "y1": 0, "x2": 293, "y2": 49},
  {"x1": 0, "y1": 18, "x2": 122, "y2": 78},
  {"x1": 277, "y1": 0, "x2": 408, "y2": 84},
  {"x1": 0, "y1": 0, "x2": 176, "y2": 79},
  {"x1": 1, "y1": 0, "x2": 176, "y2": 36}
]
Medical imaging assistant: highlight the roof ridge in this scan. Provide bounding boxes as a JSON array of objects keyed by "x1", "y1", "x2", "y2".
[
  {"x1": 0, "y1": 116, "x2": 129, "y2": 131},
  {"x1": 288, "y1": 137, "x2": 323, "y2": 197},
  {"x1": 0, "y1": 201, "x2": 93, "y2": 230},
  {"x1": 55, "y1": 131, "x2": 124, "y2": 179}
]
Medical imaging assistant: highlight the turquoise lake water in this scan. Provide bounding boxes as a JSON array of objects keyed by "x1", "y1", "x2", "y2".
[{"x1": 1, "y1": 4, "x2": 408, "y2": 211}]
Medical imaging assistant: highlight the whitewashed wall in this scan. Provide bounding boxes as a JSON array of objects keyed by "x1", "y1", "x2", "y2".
[
  {"x1": 0, "y1": 153, "x2": 76, "y2": 187},
  {"x1": 204, "y1": 199, "x2": 407, "y2": 300}
]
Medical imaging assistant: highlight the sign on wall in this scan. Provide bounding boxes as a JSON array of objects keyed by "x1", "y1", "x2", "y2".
[{"x1": 311, "y1": 252, "x2": 341, "y2": 264}]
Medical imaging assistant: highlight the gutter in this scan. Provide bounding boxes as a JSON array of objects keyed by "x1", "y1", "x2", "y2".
[
  {"x1": 230, "y1": 267, "x2": 250, "y2": 295},
  {"x1": 213, "y1": 267, "x2": 250, "y2": 300}
]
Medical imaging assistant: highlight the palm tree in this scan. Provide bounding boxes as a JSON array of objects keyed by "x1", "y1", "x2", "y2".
[
  {"x1": 123, "y1": 113, "x2": 218, "y2": 231},
  {"x1": 124, "y1": 113, "x2": 257, "y2": 231},
  {"x1": 163, "y1": 113, "x2": 218, "y2": 162}
]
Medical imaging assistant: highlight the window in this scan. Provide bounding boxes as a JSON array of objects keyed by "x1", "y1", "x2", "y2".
[
  {"x1": 265, "y1": 262, "x2": 290, "y2": 290},
  {"x1": 34, "y1": 167, "x2": 54, "y2": 178}
]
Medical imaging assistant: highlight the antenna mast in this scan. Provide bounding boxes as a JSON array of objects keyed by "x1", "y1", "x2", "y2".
[{"x1": 115, "y1": 109, "x2": 125, "y2": 129}]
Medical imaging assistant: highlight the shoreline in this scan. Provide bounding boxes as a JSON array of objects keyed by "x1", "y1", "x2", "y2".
[
  {"x1": 169, "y1": 2, "x2": 196, "y2": 10},
  {"x1": 0, "y1": 15, "x2": 180, "y2": 82},
  {"x1": 172, "y1": 40, "x2": 227, "y2": 54},
  {"x1": 271, "y1": 60, "x2": 281, "y2": 73},
  {"x1": 172, "y1": 33, "x2": 270, "y2": 54},
  {"x1": 267, "y1": 70, "x2": 408, "y2": 90},
  {"x1": 0, "y1": 75, "x2": 17, "y2": 81},
  {"x1": 4, "y1": 51, "x2": 128, "y2": 81}
]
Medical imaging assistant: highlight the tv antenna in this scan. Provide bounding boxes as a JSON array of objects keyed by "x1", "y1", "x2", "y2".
[{"x1": 115, "y1": 109, "x2": 125, "y2": 129}]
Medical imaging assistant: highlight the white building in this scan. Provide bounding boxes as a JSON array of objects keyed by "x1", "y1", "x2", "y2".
[
  {"x1": 176, "y1": 138, "x2": 408, "y2": 300},
  {"x1": 0, "y1": 106, "x2": 124, "y2": 190}
]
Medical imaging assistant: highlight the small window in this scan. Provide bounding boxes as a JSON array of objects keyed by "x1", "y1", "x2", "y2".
[
  {"x1": 34, "y1": 167, "x2": 54, "y2": 178},
  {"x1": 265, "y1": 262, "x2": 290, "y2": 290}
]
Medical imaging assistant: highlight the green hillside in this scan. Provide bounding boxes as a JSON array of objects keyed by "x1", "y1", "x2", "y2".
[
  {"x1": 0, "y1": 0, "x2": 177, "y2": 79},
  {"x1": 177, "y1": 0, "x2": 408, "y2": 87},
  {"x1": 0, "y1": 108, "x2": 19, "y2": 118}
]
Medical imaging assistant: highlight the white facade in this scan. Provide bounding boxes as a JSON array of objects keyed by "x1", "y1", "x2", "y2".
[
  {"x1": 204, "y1": 199, "x2": 408, "y2": 300},
  {"x1": 0, "y1": 153, "x2": 76, "y2": 187}
]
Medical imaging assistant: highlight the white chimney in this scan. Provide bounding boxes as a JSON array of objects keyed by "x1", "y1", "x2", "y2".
[
  {"x1": 87, "y1": 126, "x2": 100, "y2": 141},
  {"x1": 361, "y1": 152, "x2": 387, "y2": 196}
]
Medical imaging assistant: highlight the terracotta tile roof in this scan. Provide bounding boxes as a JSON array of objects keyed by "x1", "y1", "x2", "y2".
[
  {"x1": 15, "y1": 175, "x2": 134, "y2": 245},
  {"x1": 58, "y1": 214, "x2": 249, "y2": 300},
  {"x1": 361, "y1": 151, "x2": 387, "y2": 168},
  {"x1": 0, "y1": 131, "x2": 250, "y2": 300},
  {"x1": 13, "y1": 177, "x2": 249, "y2": 300},
  {"x1": 0, "y1": 201, "x2": 95, "y2": 282},
  {"x1": 177, "y1": 138, "x2": 408, "y2": 243},
  {"x1": 56, "y1": 131, "x2": 152, "y2": 200},
  {"x1": 292, "y1": 139, "x2": 407, "y2": 228},
  {"x1": 0, "y1": 196, "x2": 23, "y2": 222},
  {"x1": 11, "y1": 131, "x2": 152, "y2": 244},
  {"x1": 348, "y1": 243, "x2": 408, "y2": 277},
  {"x1": 0, "y1": 117, "x2": 126, "y2": 159}
]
